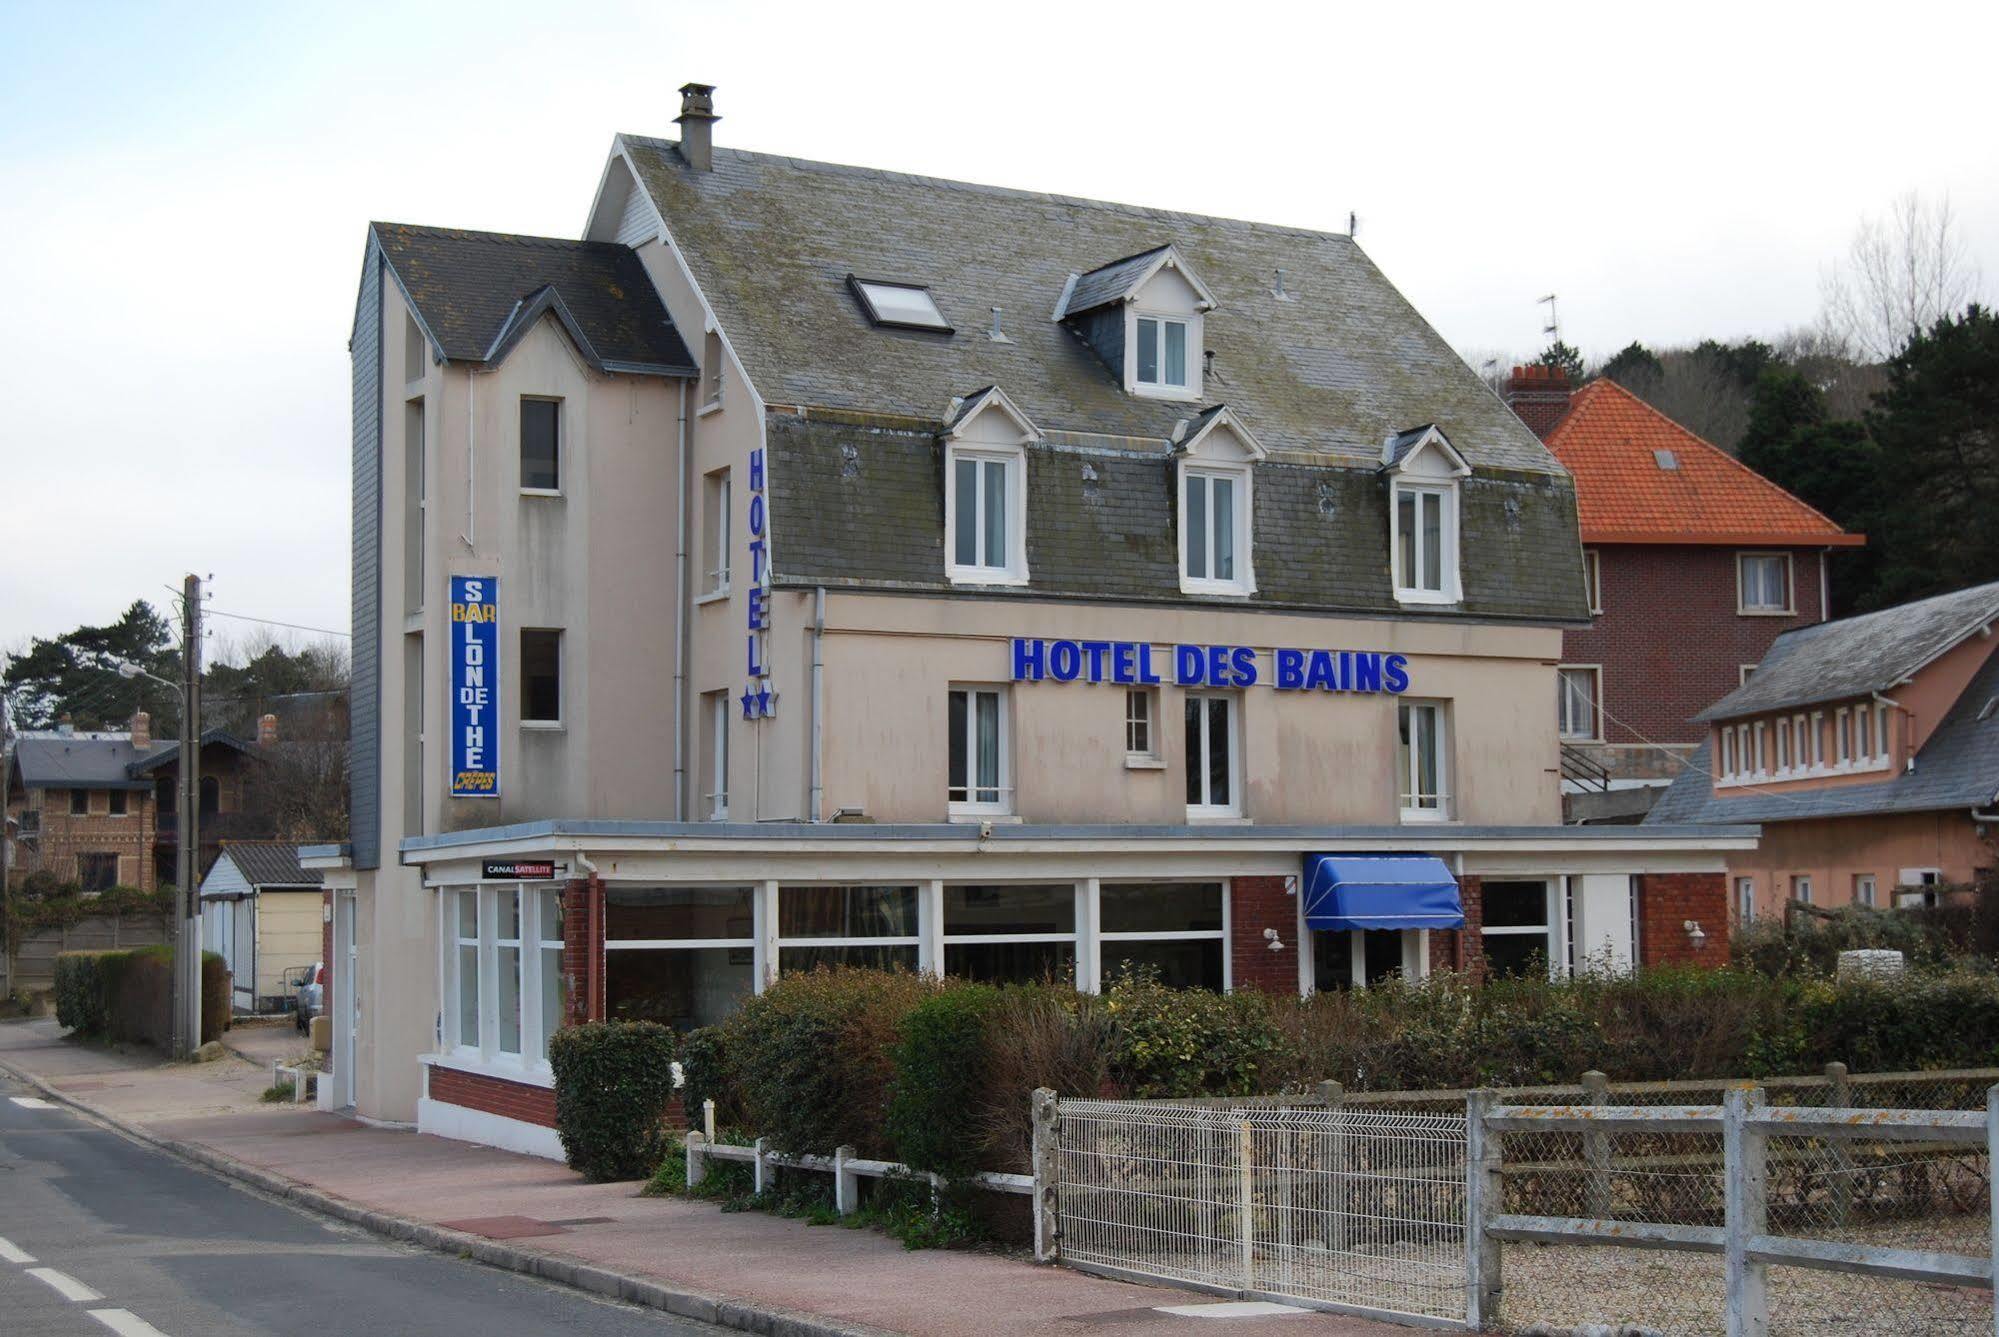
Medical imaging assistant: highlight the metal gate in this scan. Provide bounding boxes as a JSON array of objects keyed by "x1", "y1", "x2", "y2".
[{"x1": 1052, "y1": 1097, "x2": 1469, "y2": 1326}]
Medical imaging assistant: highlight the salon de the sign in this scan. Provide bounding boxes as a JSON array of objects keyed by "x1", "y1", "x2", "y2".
[{"x1": 1010, "y1": 639, "x2": 1412, "y2": 694}]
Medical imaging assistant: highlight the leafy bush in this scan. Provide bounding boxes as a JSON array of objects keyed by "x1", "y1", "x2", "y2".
[
  {"x1": 548, "y1": 1021, "x2": 681, "y2": 1181},
  {"x1": 54, "y1": 947, "x2": 227, "y2": 1046},
  {"x1": 675, "y1": 1023, "x2": 740, "y2": 1134},
  {"x1": 6, "y1": 884, "x2": 172, "y2": 945},
  {"x1": 887, "y1": 983, "x2": 999, "y2": 1178},
  {"x1": 1733, "y1": 903, "x2": 1969, "y2": 977},
  {"x1": 1102, "y1": 967, "x2": 1280, "y2": 1097}
]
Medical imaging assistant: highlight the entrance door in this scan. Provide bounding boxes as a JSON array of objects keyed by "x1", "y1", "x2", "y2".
[{"x1": 333, "y1": 892, "x2": 357, "y2": 1109}]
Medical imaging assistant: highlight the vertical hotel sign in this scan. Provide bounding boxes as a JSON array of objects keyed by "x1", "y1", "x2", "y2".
[
  {"x1": 740, "y1": 447, "x2": 776, "y2": 720},
  {"x1": 450, "y1": 575, "x2": 500, "y2": 798}
]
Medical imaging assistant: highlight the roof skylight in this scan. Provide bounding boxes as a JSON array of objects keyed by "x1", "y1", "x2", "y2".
[
  {"x1": 850, "y1": 277, "x2": 952, "y2": 332},
  {"x1": 1653, "y1": 449, "x2": 1679, "y2": 470}
]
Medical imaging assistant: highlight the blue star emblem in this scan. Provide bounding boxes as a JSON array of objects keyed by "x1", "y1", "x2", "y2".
[
  {"x1": 755, "y1": 685, "x2": 775, "y2": 718},
  {"x1": 740, "y1": 687, "x2": 758, "y2": 720}
]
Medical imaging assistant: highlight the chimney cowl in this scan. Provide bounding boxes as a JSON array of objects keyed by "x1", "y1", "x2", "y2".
[
  {"x1": 676, "y1": 81, "x2": 719, "y2": 173},
  {"x1": 257, "y1": 713, "x2": 279, "y2": 747}
]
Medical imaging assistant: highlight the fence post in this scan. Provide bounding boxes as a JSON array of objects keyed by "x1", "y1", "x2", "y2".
[
  {"x1": 685, "y1": 1129, "x2": 707, "y2": 1190},
  {"x1": 1237, "y1": 1115, "x2": 1254, "y2": 1291},
  {"x1": 834, "y1": 1144, "x2": 859, "y2": 1216},
  {"x1": 1031, "y1": 1087, "x2": 1059, "y2": 1264},
  {"x1": 1582, "y1": 1070, "x2": 1611, "y2": 1219},
  {"x1": 703, "y1": 1097, "x2": 716, "y2": 1143},
  {"x1": 1465, "y1": 1089, "x2": 1502, "y2": 1330},
  {"x1": 1824, "y1": 1061, "x2": 1853, "y2": 1228},
  {"x1": 1723, "y1": 1085, "x2": 1770, "y2": 1337},
  {"x1": 752, "y1": 1136, "x2": 770, "y2": 1196},
  {"x1": 1323, "y1": 1080, "x2": 1348, "y2": 1257}
]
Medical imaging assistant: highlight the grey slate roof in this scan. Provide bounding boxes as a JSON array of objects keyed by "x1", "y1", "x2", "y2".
[
  {"x1": 218, "y1": 842, "x2": 323, "y2": 889},
  {"x1": 9, "y1": 736, "x2": 161, "y2": 791},
  {"x1": 370, "y1": 223, "x2": 695, "y2": 376},
  {"x1": 1696, "y1": 581, "x2": 1999, "y2": 722},
  {"x1": 621, "y1": 139, "x2": 1564, "y2": 474},
  {"x1": 124, "y1": 729, "x2": 256, "y2": 776},
  {"x1": 766, "y1": 412, "x2": 1585, "y2": 620},
  {"x1": 1063, "y1": 246, "x2": 1175, "y2": 317},
  {"x1": 1649, "y1": 647, "x2": 1999, "y2": 825}
]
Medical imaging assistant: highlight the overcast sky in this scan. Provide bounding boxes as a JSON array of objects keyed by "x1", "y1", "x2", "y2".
[{"x1": 3, "y1": 0, "x2": 1995, "y2": 653}]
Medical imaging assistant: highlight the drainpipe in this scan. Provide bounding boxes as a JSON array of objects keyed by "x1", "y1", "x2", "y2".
[
  {"x1": 1819, "y1": 548, "x2": 1830, "y2": 623},
  {"x1": 672, "y1": 380, "x2": 690, "y2": 821},
  {"x1": 809, "y1": 586, "x2": 825, "y2": 822},
  {"x1": 460, "y1": 369, "x2": 478, "y2": 552}
]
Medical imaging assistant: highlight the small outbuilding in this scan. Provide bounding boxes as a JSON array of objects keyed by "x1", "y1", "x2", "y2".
[{"x1": 199, "y1": 842, "x2": 325, "y2": 1015}]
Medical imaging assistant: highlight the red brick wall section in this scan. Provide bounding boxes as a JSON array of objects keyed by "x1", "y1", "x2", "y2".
[
  {"x1": 427, "y1": 1064, "x2": 558, "y2": 1128},
  {"x1": 1429, "y1": 875, "x2": 1485, "y2": 980},
  {"x1": 1563, "y1": 545, "x2": 1826, "y2": 751},
  {"x1": 1636, "y1": 873, "x2": 1730, "y2": 968},
  {"x1": 560, "y1": 877, "x2": 600, "y2": 1028},
  {"x1": 1230, "y1": 877, "x2": 1299, "y2": 995}
]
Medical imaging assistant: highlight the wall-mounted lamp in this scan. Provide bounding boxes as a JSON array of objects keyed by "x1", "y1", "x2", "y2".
[
  {"x1": 1683, "y1": 920, "x2": 1708, "y2": 951},
  {"x1": 1263, "y1": 927, "x2": 1285, "y2": 952}
]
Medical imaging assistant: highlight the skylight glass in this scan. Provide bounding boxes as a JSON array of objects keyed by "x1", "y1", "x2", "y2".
[{"x1": 852, "y1": 279, "x2": 951, "y2": 332}]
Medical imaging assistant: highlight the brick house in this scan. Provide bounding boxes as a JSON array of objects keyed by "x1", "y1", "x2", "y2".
[
  {"x1": 1649, "y1": 580, "x2": 1999, "y2": 923},
  {"x1": 4, "y1": 713, "x2": 262, "y2": 890},
  {"x1": 1505, "y1": 369, "x2": 1863, "y2": 810}
]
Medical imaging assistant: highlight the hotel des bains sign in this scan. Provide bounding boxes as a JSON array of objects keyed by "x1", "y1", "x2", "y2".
[{"x1": 1010, "y1": 638, "x2": 1411, "y2": 694}]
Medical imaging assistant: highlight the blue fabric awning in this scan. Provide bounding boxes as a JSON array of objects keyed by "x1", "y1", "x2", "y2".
[{"x1": 1301, "y1": 855, "x2": 1464, "y2": 932}]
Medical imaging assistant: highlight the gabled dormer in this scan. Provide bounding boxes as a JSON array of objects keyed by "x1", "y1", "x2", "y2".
[
  {"x1": 1171, "y1": 405, "x2": 1265, "y2": 597},
  {"x1": 1381, "y1": 425, "x2": 1470, "y2": 607},
  {"x1": 940, "y1": 386, "x2": 1041, "y2": 587},
  {"x1": 1056, "y1": 244, "x2": 1217, "y2": 402}
]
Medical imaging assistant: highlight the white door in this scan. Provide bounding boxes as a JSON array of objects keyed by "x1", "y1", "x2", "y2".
[{"x1": 1571, "y1": 874, "x2": 1636, "y2": 973}]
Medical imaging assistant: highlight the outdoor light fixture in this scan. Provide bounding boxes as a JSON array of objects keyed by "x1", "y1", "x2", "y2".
[
  {"x1": 1264, "y1": 927, "x2": 1284, "y2": 952},
  {"x1": 1684, "y1": 920, "x2": 1708, "y2": 950}
]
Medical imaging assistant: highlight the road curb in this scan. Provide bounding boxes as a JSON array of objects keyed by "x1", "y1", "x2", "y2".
[{"x1": 0, "y1": 1052, "x2": 894, "y2": 1337}]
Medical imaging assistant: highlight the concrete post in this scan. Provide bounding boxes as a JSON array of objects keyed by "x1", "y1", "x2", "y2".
[
  {"x1": 1237, "y1": 1116, "x2": 1254, "y2": 1290},
  {"x1": 1323, "y1": 1080, "x2": 1348, "y2": 1254},
  {"x1": 1824, "y1": 1062, "x2": 1853, "y2": 1228},
  {"x1": 1464, "y1": 1089, "x2": 1503, "y2": 1329},
  {"x1": 1582, "y1": 1070, "x2": 1611, "y2": 1219},
  {"x1": 685, "y1": 1130, "x2": 707, "y2": 1190},
  {"x1": 1031, "y1": 1088, "x2": 1059, "y2": 1263},
  {"x1": 1723, "y1": 1085, "x2": 1770, "y2": 1337},
  {"x1": 834, "y1": 1144, "x2": 859, "y2": 1216},
  {"x1": 703, "y1": 1097, "x2": 716, "y2": 1143}
]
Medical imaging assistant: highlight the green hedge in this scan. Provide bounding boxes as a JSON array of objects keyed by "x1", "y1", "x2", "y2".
[
  {"x1": 548, "y1": 1021, "x2": 681, "y2": 1181},
  {"x1": 53, "y1": 947, "x2": 228, "y2": 1047},
  {"x1": 887, "y1": 984, "x2": 999, "y2": 1178}
]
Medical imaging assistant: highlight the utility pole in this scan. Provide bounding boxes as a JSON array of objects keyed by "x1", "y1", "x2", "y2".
[{"x1": 172, "y1": 575, "x2": 203, "y2": 1059}]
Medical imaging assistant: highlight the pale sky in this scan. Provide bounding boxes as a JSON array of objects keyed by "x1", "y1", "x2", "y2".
[{"x1": 3, "y1": 0, "x2": 1995, "y2": 649}]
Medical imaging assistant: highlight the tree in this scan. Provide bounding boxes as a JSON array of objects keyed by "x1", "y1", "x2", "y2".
[
  {"x1": 1864, "y1": 305, "x2": 1999, "y2": 606},
  {"x1": 1821, "y1": 191, "x2": 1985, "y2": 363},
  {"x1": 1738, "y1": 368, "x2": 1885, "y2": 614},
  {"x1": 1536, "y1": 340, "x2": 1586, "y2": 383},
  {"x1": 1599, "y1": 341, "x2": 1664, "y2": 393},
  {"x1": 203, "y1": 635, "x2": 350, "y2": 739},
  {"x1": 1, "y1": 602, "x2": 180, "y2": 732}
]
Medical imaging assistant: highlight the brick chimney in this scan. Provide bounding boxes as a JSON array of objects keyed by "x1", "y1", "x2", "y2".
[
  {"x1": 130, "y1": 710, "x2": 151, "y2": 749},
  {"x1": 258, "y1": 713, "x2": 279, "y2": 747},
  {"x1": 1504, "y1": 364, "x2": 1574, "y2": 440},
  {"x1": 676, "y1": 82, "x2": 718, "y2": 173}
]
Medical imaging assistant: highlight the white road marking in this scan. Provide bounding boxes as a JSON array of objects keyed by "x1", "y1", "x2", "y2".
[
  {"x1": 89, "y1": 1309, "x2": 172, "y2": 1337},
  {"x1": 0, "y1": 1235, "x2": 36, "y2": 1264},
  {"x1": 1154, "y1": 1300, "x2": 1310, "y2": 1317},
  {"x1": 26, "y1": 1266, "x2": 103, "y2": 1302},
  {"x1": 9, "y1": 1096, "x2": 58, "y2": 1109}
]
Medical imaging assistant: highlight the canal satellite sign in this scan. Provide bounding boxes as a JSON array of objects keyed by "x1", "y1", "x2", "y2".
[{"x1": 450, "y1": 575, "x2": 500, "y2": 798}]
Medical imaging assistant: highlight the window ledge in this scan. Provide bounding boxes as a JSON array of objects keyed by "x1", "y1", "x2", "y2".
[
  {"x1": 1398, "y1": 810, "x2": 1455, "y2": 825},
  {"x1": 694, "y1": 588, "x2": 732, "y2": 607},
  {"x1": 1125, "y1": 754, "x2": 1167, "y2": 771},
  {"x1": 1394, "y1": 588, "x2": 1461, "y2": 607},
  {"x1": 422, "y1": 1051, "x2": 554, "y2": 1089},
  {"x1": 1132, "y1": 382, "x2": 1201, "y2": 402},
  {"x1": 519, "y1": 487, "x2": 564, "y2": 499},
  {"x1": 1186, "y1": 813, "x2": 1251, "y2": 825},
  {"x1": 697, "y1": 398, "x2": 724, "y2": 418},
  {"x1": 1179, "y1": 578, "x2": 1254, "y2": 599},
  {"x1": 520, "y1": 720, "x2": 566, "y2": 733},
  {"x1": 947, "y1": 810, "x2": 1020, "y2": 824},
  {"x1": 403, "y1": 611, "x2": 424, "y2": 635},
  {"x1": 945, "y1": 568, "x2": 1030, "y2": 588},
  {"x1": 1737, "y1": 607, "x2": 1796, "y2": 618}
]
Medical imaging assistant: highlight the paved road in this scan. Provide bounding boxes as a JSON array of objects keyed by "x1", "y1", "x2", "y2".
[{"x1": 0, "y1": 1070, "x2": 718, "y2": 1336}]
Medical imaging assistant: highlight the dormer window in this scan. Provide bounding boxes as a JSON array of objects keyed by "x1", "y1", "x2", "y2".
[
  {"x1": 851, "y1": 277, "x2": 952, "y2": 332},
  {"x1": 1172, "y1": 406, "x2": 1264, "y2": 597},
  {"x1": 1135, "y1": 316, "x2": 1189, "y2": 390},
  {"x1": 1057, "y1": 244, "x2": 1215, "y2": 402},
  {"x1": 1382, "y1": 425, "x2": 1470, "y2": 607},
  {"x1": 941, "y1": 387, "x2": 1038, "y2": 587}
]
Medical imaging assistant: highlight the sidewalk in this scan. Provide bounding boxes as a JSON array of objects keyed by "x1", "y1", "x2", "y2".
[{"x1": 0, "y1": 1018, "x2": 1402, "y2": 1337}]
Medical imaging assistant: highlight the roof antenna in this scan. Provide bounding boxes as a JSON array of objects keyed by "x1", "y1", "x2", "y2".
[
  {"x1": 988, "y1": 306, "x2": 1012, "y2": 345},
  {"x1": 1539, "y1": 293, "x2": 1561, "y2": 343},
  {"x1": 1347, "y1": 211, "x2": 1358, "y2": 237}
]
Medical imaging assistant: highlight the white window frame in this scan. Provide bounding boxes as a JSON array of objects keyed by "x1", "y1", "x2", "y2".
[
  {"x1": 1741, "y1": 664, "x2": 1759, "y2": 685},
  {"x1": 601, "y1": 883, "x2": 766, "y2": 1016},
  {"x1": 1776, "y1": 717, "x2": 1792, "y2": 774},
  {"x1": 947, "y1": 684, "x2": 1012, "y2": 818},
  {"x1": 704, "y1": 690, "x2": 730, "y2": 821},
  {"x1": 1836, "y1": 707, "x2": 1852, "y2": 765},
  {"x1": 1810, "y1": 711, "x2": 1825, "y2": 769},
  {"x1": 1854, "y1": 874, "x2": 1878, "y2": 908},
  {"x1": 1557, "y1": 665, "x2": 1603, "y2": 742},
  {"x1": 1720, "y1": 726, "x2": 1739, "y2": 779},
  {"x1": 1124, "y1": 686, "x2": 1162, "y2": 767},
  {"x1": 1096, "y1": 880, "x2": 1230, "y2": 994},
  {"x1": 1853, "y1": 703, "x2": 1872, "y2": 762},
  {"x1": 1178, "y1": 462, "x2": 1254, "y2": 596},
  {"x1": 1753, "y1": 721, "x2": 1768, "y2": 775},
  {"x1": 1183, "y1": 692, "x2": 1242, "y2": 820},
  {"x1": 1736, "y1": 877, "x2": 1756, "y2": 924},
  {"x1": 1582, "y1": 549, "x2": 1602, "y2": 613},
  {"x1": 518, "y1": 395, "x2": 563, "y2": 497},
  {"x1": 1397, "y1": 699, "x2": 1452, "y2": 822},
  {"x1": 1792, "y1": 875, "x2": 1813, "y2": 905},
  {"x1": 700, "y1": 466, "x2": 731, "y2": 598},
  {"x1": 448, "y1": 889, "x2": 481, "y2": 1056},
  {"x1": 1129, "y1": 311, "x2": 1200, "y2": 400},
  {"x1": 520, "y1": 627, "x2": 563, "y2": 728},
  {"x1": 441, "y1": 884, "x2": 565, "y2": 1075},
  {"x1": 943, "y1": 444, "x2": 1028, "y2": 586},
  {"x1": 1737, "y1": 551, "x2": 1795, "y2": 615},
  {"x1": 1875, "y1": 703, "x2": 1891, "y2": 760},
  {"x1": 1391, "y1": 481, "x2": 1462, "y2": 605},
  {"x1": 774, "y1": 884, "x2": 922, "y2": 978},
  {"x1": 1478, "y1": 879, "x2": 1565, "y2": 983},
  {"x1": 940, "y1": 882, "x2": 1082, "y2": 982}
]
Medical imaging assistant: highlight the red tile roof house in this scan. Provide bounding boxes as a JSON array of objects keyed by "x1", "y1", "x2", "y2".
[{"x1": 1505, "y1": 367, "x2": 1864, "y2": 819}]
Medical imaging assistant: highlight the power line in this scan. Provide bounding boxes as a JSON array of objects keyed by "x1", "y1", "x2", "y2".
[{"x1": 204, "y1": 609, "x2": 351, "y2": 640}]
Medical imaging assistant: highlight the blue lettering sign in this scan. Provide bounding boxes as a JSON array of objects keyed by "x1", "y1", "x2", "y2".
[
  {"x1": 741, "y1": 448, "x2": 777, "y2": 719},
  {"x1": 449, "y1": 575, "x2": 500, "y2": 798},
  {"x1": 1009, "y1": 638, "x2": 1411, "y2": 697}
]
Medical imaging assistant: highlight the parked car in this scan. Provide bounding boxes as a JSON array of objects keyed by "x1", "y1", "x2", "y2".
[{"x1": 293, "y1": 962, "x2": 324, "y2": 1033}]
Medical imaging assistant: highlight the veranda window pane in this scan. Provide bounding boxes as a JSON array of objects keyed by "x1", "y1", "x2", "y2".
[
  {"x1": 605, "y1": 886, "x2": 755, "y2": 941},
  {"x1": 1482, "y1": 935, "x2": 1549, "y2": 980},
  {"x1": 496, "y1": 945, "x2": 521, "y2": 1054},
  {"x1": 1481, "y1": 881, "x2": 1548, "y2": 928},
  {"x1": 943, "y1": 884, "x2": 1074, "y2": 935},
  {"x1": 606, "y1": 948, "x2": 754, "y2": 1031},
  {"x1": 456, "y1": 892, "x2": 478, "y2": 940},
  {"x1": 456, "y1": 945, "x2": 479, "y2": 1046},
  {"x1": 1136, "y1": 317, "x2": 1159, "y2": 383},
  {"x1": 945, "y1": 940, "x2": 1074, "y2": 985},
  {"x1": 539, "y1": 946, "x2": 564, "y2": 1056},
  {"x1": 780, "y1": 945, "x2": 920, "y2": 974},
  {"x1": 953, "y1": 458, "x2": 978, "y2": 566},
  {"x1": 779, "y1": 885, "x2": 919, "y2": 938},
  {"x1": 1100, "y1": 882, "x2": 1224, "y2": 934},
  {"x1": 1101, "y1": 939, "x2": 1222, "y2": 991}
]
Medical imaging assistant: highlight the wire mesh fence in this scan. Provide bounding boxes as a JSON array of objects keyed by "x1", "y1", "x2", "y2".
[{"x1": 1054, "y1": 1097, "x2": 1469, "y2": 1324}]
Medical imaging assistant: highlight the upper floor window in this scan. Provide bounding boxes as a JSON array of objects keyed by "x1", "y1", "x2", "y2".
[
  {"x1": 947, "y1": 685, "x2": 1011, "y2": 817},
  {"x1": 1557, "y1": 666, "x2": 1601, "y2": 742},
  {"x1": 942, "y1": 387, "x2": 1036, "y2": 587},
  {"x1": 1383, "y1": 426, "x2": 1469, "y2": 606},
  {"x1": 520, "y1": 398, "x2": 560, "y2": 493},
  {"x1": 1737, "y1": 552, "x2": 1793, "y2": 614},
  {"x1": 1135, "y1": 316, "x2": 1189, "y2": 391},
  {"x1": 69, "y1": 789, "x2": 90, "y2": 815},
  {"x1": 701, "y1": 688, "x2": 729, "y2": 820},
  {"x1": 521, "y1": 628, "x2": 562, "y2": 726},
  {"x1": 1397, "y1": 700, "x2": 1450, "y2": 821},
  {"x1": 1173, "y1": 406, "x2": 1263, "y2": 598},
  {"x1": 699, "y1": 329, "x2": 726, "y2": 411},
  {"x1": 1184, "y1": 693, "x2": 1240, "y2": 818},
  {"x1": 108, "y1": 790, "x2": 128, "y2": 816},
  {"x1": 1125, "y1": 687, "x2": 1159, "y2": 764},
  {"x1": 701, "y1": 467, "x2": 732, "y2": 596},
  {"x1": 1582, "y1": 549, "x2": 1602, "y2": 613}
]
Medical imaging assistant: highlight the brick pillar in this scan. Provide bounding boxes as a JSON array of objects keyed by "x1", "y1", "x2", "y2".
[
  {"x1": 1431, "y1": 874, "x2": 1484, "y2": 979},
  {"x1": 1504, "y1": 364, "x2": 1574, "y2": 439},
  {"x1": 1635, "y1": 873, "x2": 1729, "y2": 968},
  {"x1": 561, "y1": 876, "x2": 603, "y2": 1026},
  {"x1": 1230, "y1": 876, "x2": 1299, "y2": 995}
]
